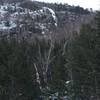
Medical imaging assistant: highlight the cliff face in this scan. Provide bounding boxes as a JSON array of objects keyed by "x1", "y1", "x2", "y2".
[{"x1": 0, "y1": 0, "x2": 95, "y2": 41}]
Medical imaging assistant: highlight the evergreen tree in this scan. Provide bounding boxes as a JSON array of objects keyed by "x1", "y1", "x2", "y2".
[
  {"x1": 0, "y1": 39, "x2": 40, "y2": 100},
  {"x1": 66, "y1": 24, "x2": 100, "y2": 100}
]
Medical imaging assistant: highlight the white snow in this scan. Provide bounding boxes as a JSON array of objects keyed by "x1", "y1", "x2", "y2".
[
  {"x1": 65, "y1": 81, "x2": 71, "y2": 84},
  {"x1": 0, "y1": 9, "x2": 7, "y2": 15},
  {"x1": 0, "y1": 21, "x2": 16, "y2": 30},
  {"x1": 42, "y1": 7, "x2": 57, "y2": 26}
]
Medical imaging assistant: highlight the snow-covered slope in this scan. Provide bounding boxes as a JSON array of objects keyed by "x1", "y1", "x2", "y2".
[
  {"x1": 0, "y1": 3, "x2": 57, "y2": 36},
  {"x1": 0, "y1": 2, "x2": 94, "y2": 41}
]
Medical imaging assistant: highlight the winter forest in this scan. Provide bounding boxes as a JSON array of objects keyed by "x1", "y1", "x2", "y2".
[{"x1": 0, "y1": 0, "x2": 100, "y2": 100}]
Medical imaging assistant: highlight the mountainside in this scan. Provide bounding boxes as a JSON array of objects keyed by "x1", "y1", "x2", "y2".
[
  {"x1": 0, "y1": 0, "x2": 95, "y2": 41},
  {"x1": 0, "y1": 1, "x2": 100, "y2": 100}
]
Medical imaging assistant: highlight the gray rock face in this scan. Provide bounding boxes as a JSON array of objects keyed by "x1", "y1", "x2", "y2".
[
  {"x1": 0, "y1": 2, "x2": 57, "y2": 40},
  {"x1": 0, "y1": 1, "x2": 95, "y2": 41}
]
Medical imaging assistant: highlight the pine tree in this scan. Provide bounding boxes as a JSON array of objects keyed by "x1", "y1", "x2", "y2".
[
  {"x1": 0, "y1": 39, "x2": 41, "y2": 100},
  {"x1": 66, "y1": 24, "x2": 100, "y2": 100}
]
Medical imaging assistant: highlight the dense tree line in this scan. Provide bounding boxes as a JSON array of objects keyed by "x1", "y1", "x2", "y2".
[
  {"x1": 0, "y1": 8, "x2": 99, "y2": 100},
  {"x1": 65, "y1": 12, "x2": 100, "y2": 99},
  {"x1": 0, "y1": 38, "x2": 67, "y2": 99}
]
